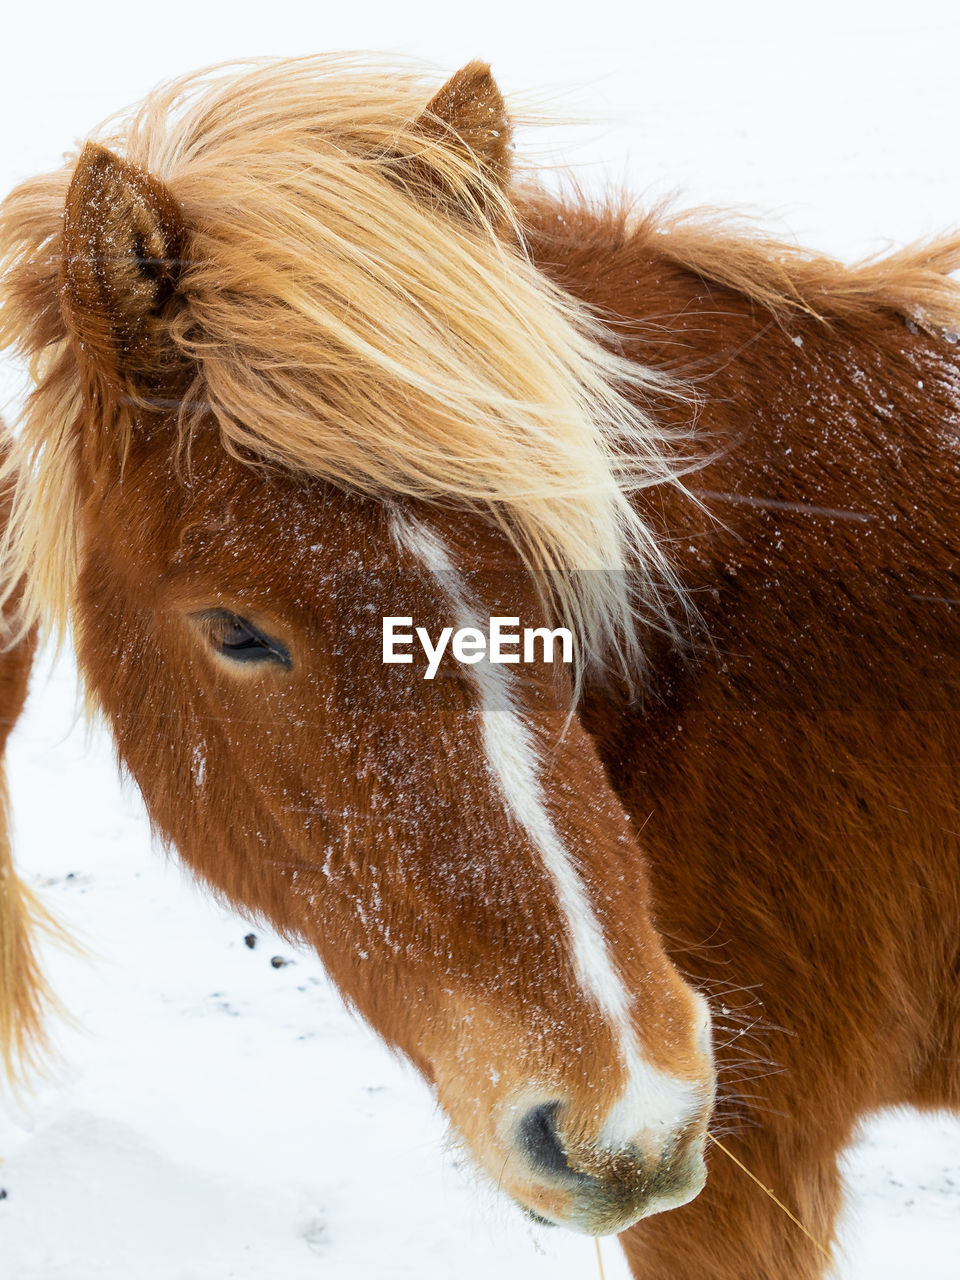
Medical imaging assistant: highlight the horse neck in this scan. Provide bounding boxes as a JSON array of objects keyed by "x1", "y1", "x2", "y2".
[{"x1": 525, "y1": 191, "x2": 960, "y2": 775}]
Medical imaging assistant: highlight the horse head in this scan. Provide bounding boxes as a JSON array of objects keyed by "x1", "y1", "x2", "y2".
[{"x1": 0, "y1": 58, "x2": 714, "y2": 1233}]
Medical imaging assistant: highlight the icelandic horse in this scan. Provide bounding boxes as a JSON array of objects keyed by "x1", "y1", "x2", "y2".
[{"x1": 1, "y1": 57, "x2": 959, "y2": 1280}]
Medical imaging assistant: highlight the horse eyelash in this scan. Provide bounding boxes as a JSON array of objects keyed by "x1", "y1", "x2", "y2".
[{"x1": 191, "y1": 609, "x2": 293, "y2": 670}]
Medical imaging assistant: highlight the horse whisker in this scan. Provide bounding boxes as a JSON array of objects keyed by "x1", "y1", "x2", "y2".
[{"x1": 707, "y1": 1135, "x2": 831, "y2": 1263}]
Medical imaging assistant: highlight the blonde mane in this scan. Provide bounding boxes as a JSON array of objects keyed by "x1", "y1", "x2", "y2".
[
  {"x1": 0, "y1": 56, "x2": 692, "y2": 689},
  {"x1": 637, "y1": 204, "x2": 960, "y2": 333}
]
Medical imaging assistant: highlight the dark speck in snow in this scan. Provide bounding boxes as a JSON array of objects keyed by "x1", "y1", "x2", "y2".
[{"x1": 244, "y1": 933, "x2": 257, "y2": 949}]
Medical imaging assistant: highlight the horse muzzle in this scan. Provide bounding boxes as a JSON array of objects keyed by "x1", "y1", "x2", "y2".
[{"x1": 509, "y1": 1098, "x2": 708, "y2": 1234}]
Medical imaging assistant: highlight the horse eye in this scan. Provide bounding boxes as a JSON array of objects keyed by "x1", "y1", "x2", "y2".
[{"x1": 197, "y1": 610, "x2": 292, "y2": 669}]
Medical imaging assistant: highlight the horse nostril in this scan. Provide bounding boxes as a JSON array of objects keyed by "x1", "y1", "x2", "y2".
[{"x1": 518, "y1": 1101, "x2": 573, "y2": 1179}]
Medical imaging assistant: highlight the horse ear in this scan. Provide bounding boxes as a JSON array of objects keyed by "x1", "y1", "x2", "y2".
[
  {"x1": 61, "y1": 143, "x2": 187, "y2": 393},
  {"x1": 406, "y1": 62, "x2": 512, "y2": 220}
]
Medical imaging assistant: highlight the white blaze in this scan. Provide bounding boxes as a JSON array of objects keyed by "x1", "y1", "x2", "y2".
[{"x1": 390, "y1": 516, "x2": 705, "y2": 1146}]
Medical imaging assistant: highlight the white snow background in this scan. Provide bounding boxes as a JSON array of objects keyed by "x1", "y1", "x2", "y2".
[{"x1": 2, "y1": 2, "x2": 960, "y2": 1276}]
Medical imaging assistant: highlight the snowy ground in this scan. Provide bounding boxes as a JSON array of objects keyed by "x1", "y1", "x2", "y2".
[{"x1": 2, "y1": 3, "x2": 960, "y2": 1277}]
